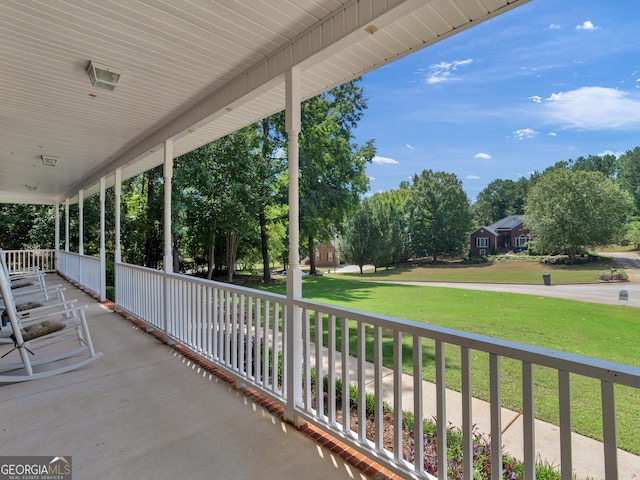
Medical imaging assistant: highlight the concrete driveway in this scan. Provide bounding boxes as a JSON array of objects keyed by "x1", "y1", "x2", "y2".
[{"x1": 337, "y1": 252, "x2": 640, "y2": 308}]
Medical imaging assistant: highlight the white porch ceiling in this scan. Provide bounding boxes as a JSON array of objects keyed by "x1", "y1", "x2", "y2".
[{"x1": 0, "y1": 0, "x2": 529, "y2": 205}]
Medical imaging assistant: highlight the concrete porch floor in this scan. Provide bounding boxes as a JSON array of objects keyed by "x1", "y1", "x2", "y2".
[{"x1": 0, "y1": 276, "x2": 372, "y2": 480}]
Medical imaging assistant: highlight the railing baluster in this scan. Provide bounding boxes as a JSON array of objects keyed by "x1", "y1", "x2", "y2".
[
  {"x1": 436, "y1": 340, "x2": 447, "y2": 480},
  {"x1": 206, "y1": 286, "x2": 212, "y2": 357},
  {"x1": 328, "y1": 314, "x2": 336, "y2": 425},
  {"x1": 303, "y1": 309, "x2": 311, "y2": 412},
  {"x1": 272, "y1": 301, "x2": 279, "y2": 393},
  {"x1": 254, "y1": 298, "x2": 261, "y2": 385},
  {"x1": 374, "y1": 325, "x2": 383, "y2": 451},
  {"x1": 246, "y1": 296, "x2": 254, "y2": 378},
  {"x1": 232, "y1": 292, "x2": 239, "y2": 371},
  {"x1": 601, "y1": 380, "x2": 618, "y2": 480},
  {"x1": 413, "y1": 335, "x2": 424, "y2": 475},
  {"x1": 461, "y1": 346, "x2": 472, "y2": 480},
  {"x1": 558, "y1": 370, "x2": 572, "y2": 480},
  {"x1": 394, "y1": 330, "x2": 403, "y2": 461},
  {"x1": 263, "y1": 300, "x2": 270, "y2": 387},
  {"x1": 490, "y1": 353, "x2": 502, "y2": 480},
  {"x1": 522, "y1": 362, "x2": 535, "y2": 480},
  {"x1": 315, "y1": 311, "x2": 324, "y2": 420},
  {"x1": 341, "y1": 316, "x2": 350, "y2": 433},
  {"x1": 239, "y1": 294, "x2": 245, "y2": 375},
  {"x1": 358, "y1": 322, "x2": 367, "y2": 444}
]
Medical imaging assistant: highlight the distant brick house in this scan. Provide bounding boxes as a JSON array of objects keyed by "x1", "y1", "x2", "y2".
[
  {"x1": 314, "y1": 242, "x2": 339, "y2": 267},
  {"x1": 469, "y1": 215, "x2": 529, "y2": 257}
]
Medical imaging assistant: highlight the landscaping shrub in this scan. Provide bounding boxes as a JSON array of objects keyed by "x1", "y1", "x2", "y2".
[{"x1": 311, "y1": 370, "x2": 563, "y2": 479}]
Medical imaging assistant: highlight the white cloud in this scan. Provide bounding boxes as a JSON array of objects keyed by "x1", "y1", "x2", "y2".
[
  {"x1": 405, "y1": 144, "x2": 415, "y2": 150},
  {"x1": 474, "y1": 153, "x2": 491, "y2": 159},
  {"x1": 369, "y1": 176, "x2": 376, "y2": 181},
  {"x1": 425, "y1": 59, "x2": 473, "y2": 84},
  {"x1": 466, "y1": 175, "x2": 481, "y2": 180},
  {"x1": 576, "y1": 20, "x2": 598, "y2": 31},
  {"x1": 372, "y1": 155, "x2": 399, "y2": 165},
  {"x1": 529, "y1": 95, "x2": 542, "y2": 104},
  {"x1": 599, "y1": 150, "x2": 624, "y2": 158},
  {"x1": 548, "y1": 132, "x2": 557, "y2": 136},
  {"x1": 542, "y1": 87, "x2": 640, "y2": 129},
  {"x1": 513, "y1": 128, "x2": 539, "y2": 140},
  {"x1": 549, "y1": 24, "x2": 561, "y2": 30}
]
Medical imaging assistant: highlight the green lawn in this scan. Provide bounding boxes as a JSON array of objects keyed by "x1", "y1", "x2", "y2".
[
  {"x1": 340, "y1": 256, "x2": 622, "y2": 284},
  {"x1": 257, "y1": 275, "x2": 640, "y2": 455}
]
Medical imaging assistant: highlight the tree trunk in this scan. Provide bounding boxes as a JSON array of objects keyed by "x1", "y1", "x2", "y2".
[
  {"x1": 359, "y1": 264, "x2": 363, "y2": 274},
  {"x1": 172, "y1": 233, "x2": 180, "y2": 273},
  {"x1": 207, "y1": 243, "x2": 215, "y2": 280},
  {"x1": 259, "y1": 210, "x2": 271, "y2": 282},
  {"x1": 226, "y1": 232, "x2": 241, "y2": 282},
  {"x1": 308, "y1": 235, "x2": 316, "y2": 275}
]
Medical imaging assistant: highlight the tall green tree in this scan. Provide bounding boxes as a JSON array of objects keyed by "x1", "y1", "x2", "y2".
[
  {"x1": 524, "y1": 169, "x2": 633, "y2": 258},
  {"x1": 406, "y1": 170, "x2": 472, "y2": 262},
  {"x1": 617, "y1": 147, "x2": 640, "y2": 214},
  {"x1": 369, "y1": 189, "x2": 410, "y2": 268},
  {"x1": 340, "y1": 198, "x2": 379, "y2": 273},
  {"x1": 570, "y1": 154, "x2": 617, "y2": 178},
  {"x1": 0, "y1": 204, "x2": 54, "y2": 249},
  {"x1": 473, "y1": 178, "x2": 529, "y2": 226},
  {"x1": 296, "y1": 79, "x2": 375, "y2": 275},
  {"x1": 257, "y1": 117, "x2": 287, "y2": 282}
]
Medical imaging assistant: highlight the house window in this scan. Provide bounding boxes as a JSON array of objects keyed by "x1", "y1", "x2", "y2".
[
  {"x1": 315, "y1": 251, "x2": 320, "y2": 261},
  {"x1": 476, "y1": 237, "x2": 489, "y2": 248},
  {"x1": 516, "y1": 235, "x2": 528, "y2": 248},
  {"x1": 479, "y1": 249, "x2": 486, "y2": 256},
  {"x1": 328, "y1": 251, "x2": 333, "y2": 262}
]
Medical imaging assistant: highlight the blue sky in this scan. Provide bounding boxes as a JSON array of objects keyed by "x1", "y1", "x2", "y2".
[{"x1": 355, "y1": 0, "x2": 640, "y2": 202}]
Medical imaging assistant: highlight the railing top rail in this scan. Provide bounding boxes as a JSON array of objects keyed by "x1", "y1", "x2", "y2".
[
  {"x1": 58, "y1": 251, "x2": 100, "y2": 261},
  {"x1": 295, "y1": 298, "x2": 640, "y2": 389},
  {"x1": 3, "y1": 249, "x2": 55, "y2": 253},
  {"x1": 115, "y1": 262, "x2": 287, "y2": 303}
]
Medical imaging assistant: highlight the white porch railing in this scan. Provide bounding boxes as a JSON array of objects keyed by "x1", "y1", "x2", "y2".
[
  {"x1": 57, "y1": 251, "x2": 101, "y2": 297},
  {"x1": 71, "y1": 260, "x2": 640, "y2": 480},
  {"x1": 3, "y1": 249, "x2": 55, "y2": 273}
]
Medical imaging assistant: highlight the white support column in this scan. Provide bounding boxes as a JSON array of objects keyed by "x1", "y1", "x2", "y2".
[
  {"x1": 99, "y1": 176, "x2": 106, "y2": 302},
  {"x1": 284, "y1": 67, "x2": 303, "y2": 425},
  {"x1": 78, "y1": 189, "x2": 84, "y2": 256},
  {"x1": 163, "y1": 139, "x2": 174, "y2": 274},
  {"x1": 163, "y1": 139, "x2": 174, "y2": 344},
  {"x1": 54, "y1": 202, "x2": 60, "y2": 272},
  {"x1": 54, "y1": 202, "x2": 60, "y2": 251},
  {"x1": 64, "y1": 198, "x2": 69, "y2": 252},
  {"x1": 78, "y1": 189, "x2": 84, "y2": 286},
  {"x1": 114, "y1": 168, "x2": 122, "y2": 264}
]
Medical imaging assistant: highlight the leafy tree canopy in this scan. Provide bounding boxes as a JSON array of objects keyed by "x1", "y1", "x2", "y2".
[{"x1": 524, "y1": 169, "x2": 633, "y2": 258}]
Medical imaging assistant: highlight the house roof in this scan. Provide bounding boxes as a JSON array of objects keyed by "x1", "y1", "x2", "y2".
[
  {"x1": 0, "y1": 0, "x2": 530, "y2": 205},
  {"x1": 488, "y1": 215, "x2": 524, "y2": 232},
  {"x1": 470, "y1": 214, "x2": 524, "y2": 237}
]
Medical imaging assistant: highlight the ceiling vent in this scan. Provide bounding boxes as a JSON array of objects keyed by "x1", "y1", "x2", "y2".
[{"x1": 41, "y1": 155, "x2": 58, "y2": 166}]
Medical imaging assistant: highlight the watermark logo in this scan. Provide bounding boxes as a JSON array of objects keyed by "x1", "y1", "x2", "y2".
[{"x1": 0, "y1": 456, "x2": 72, "y2": 480}]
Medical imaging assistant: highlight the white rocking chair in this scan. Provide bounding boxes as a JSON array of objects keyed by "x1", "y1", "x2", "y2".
[
  {"x1": 0, "y1": 264, "x2": 103, "y2": 383},
  {"x1": 0, "y1": 249, "x2": 68, "y2": 344}
]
